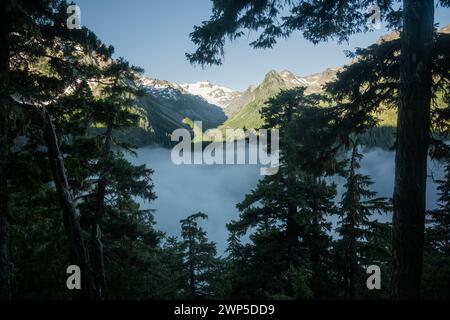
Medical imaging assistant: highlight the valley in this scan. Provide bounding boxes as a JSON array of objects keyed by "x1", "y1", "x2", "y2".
[
  {"x1": 131, "y1": 66, "x2": 396, "y2": 148},
  {"x1": 129, "y1": 144, "x2": 445, "y2": 254}
]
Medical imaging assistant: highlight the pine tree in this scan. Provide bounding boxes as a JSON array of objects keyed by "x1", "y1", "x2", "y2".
[
  {"x1": 85, "y1": 58, "x2": 146, "y2": 299},
  {"x1": 226, "y1": 225, "x2": 293, "y2": 299},
  {"x1": 180, "y1": 213, "x2": 219, "y2": 299},
  {"x1": 158, "y1": 237, "x2": 189, "y2": 299},
  {"x1": 336, "y1": 141, "x2": 391, "y2": 299},
  {"x1": 0, "y1": 0, "x2": 115, "y2": 299},
  {"x1": 422, "y1": 161, "x2": 450, "y2": 298},
  {"x1": 427, "y1": 162, "x2": 450, "y2": 255},
  {"x1": 228, "y1": 88, "x2": 337, "y2": 298},
  {"x1": 325, "y1": 28, "x2": 450, "y2": 298}
]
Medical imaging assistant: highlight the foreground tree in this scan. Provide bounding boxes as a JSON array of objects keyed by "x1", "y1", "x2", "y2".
[
  {"x1": 180, "y1": 213, "x2": 219, "y2": 299},
  {"x1": 228, "y1": 89, "x2": 337, "y2": 298},
  {"x1": 336, "y1": 141, "x2": 391, "y2": 299},
  {"x1": 86, "y1": 58, "x2": 146, "y2": 299},
  {"x1": 422, "y1": 161, "x2": 450, "y2": 298},
  {"x1": 188, "y1": 0, "x2": 449, "y2": 299},
  {"x1": 325, "y1": 25, "x2": 450, "y2": 298},
  {"x1": 392, "y1": 0, "x2": 435, "y2": 299},
  {"x1": 0, "y1": 0, "x2": 115, "y2": 299}
]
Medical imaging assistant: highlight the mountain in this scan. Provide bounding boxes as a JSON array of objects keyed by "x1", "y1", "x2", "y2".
[
  {"x1": 123, "y1": 24, "x2": 450, "y2": 146},
  {"x1": 441, "y1": 24, "x2": 450, "y2": 34},
  {"x1": 74, "y1": 55, "x2": 228, "y2": 147},
  {"x1": 222, "y1": 68, "x2": 339, "y2": 129},
  {"x1": 180, "y1": 81, "x2": 242, "y2": 111},
  {"x1": 131, "y1": 76, "x2": 227, "y2": 146},
  {"x1": 222, "y1": 24, "x2": 450, "y2": 131}
]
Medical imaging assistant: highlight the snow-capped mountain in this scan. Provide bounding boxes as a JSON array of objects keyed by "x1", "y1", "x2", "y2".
[
  {"x1": 135, "y1": 75, "x2": 227, "y2": 144},
  {"x1": 138, "y1": 76, "x2": 184, "y2": 100},
  {"x1": 278, "y1": 69, "x2": 339, "y2": 94},
  {"x1": 223, "y1": 69, "x2": 340, "y2": 128},
  {"x1": 138, "y1": 76, "x2": 242, "y2": 111},
  {"x1": 180, "y1": 81, "x2": 242, "y2": 109},
  {"x1": 279, "y1": 70, "x2": 310, "y2": 87}
]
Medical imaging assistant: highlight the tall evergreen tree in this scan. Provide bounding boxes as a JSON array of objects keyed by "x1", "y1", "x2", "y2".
[
  {"x1": 422, "y1": 160, "x2": 450, "y2": 298},
  {"x1": 427, "y1": 162, "x2": 450, "y2": 256},
  {"x1": 0, "y1": 0, "x2": 114, "y2": 299},
  {"x1": 228, "y1": 88, "x2": 337, "y2": 298},
  {"x1": 180, "y1": 213, "x2": 219, "y2": 299},
  {"x1": 85, "y1": 58, "x2": 146, "y2": 299},
  {"x1": 336, "y1": 141, "x2": 391, "y2": 299},
  {"x1": 157, "y1": 237, "x2": 189, "y2": 299}
]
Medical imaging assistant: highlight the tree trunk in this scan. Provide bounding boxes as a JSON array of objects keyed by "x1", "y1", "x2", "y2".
[
  {"x1": 348, "y1": 222, "x2": 356, "y2": 300},
  {"x1": 392, "y1": 0, "x2": 434, "y2": 299},
  {"x1": 42, "y1": 109, "x2": 95, "y2": 300},
  {"x1": 285, "y1": 105, "x2": 299, "y2": 269},
  {"x1": 309, "y1": 216, "x2": 322, "y2": 297},
  {"x1": 286, "y1": 201, "x2": 300, "y2": 297},
  {"x1": 0, "y1": 1, "x2": 11, "y2": 300},
  {"x1": 0, "y1": 104, "x2": 11, "y2": 300},
  {"x1": 286, "y1": 173, "x2": 299, "y2": 268},
  {"x1": 188, "y1": 232, "x2": 196, "y2": 299},
  {"x1": 90, "y1": 122, "x2": 113, "y2": 299}
]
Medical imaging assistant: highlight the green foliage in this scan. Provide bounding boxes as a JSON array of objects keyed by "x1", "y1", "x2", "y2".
[
  {"x1": 226, "y1": 88, "x2": 338, "y2": 299},
  {"x1": 325, "y1": 31, "x2": 450, "y2": 154},
  {"x1": 3, "y1": 0, "x2": 165, "y2": 300},
  {"x1": 423, "y1": 161, "x2": 450, "y2": 299},
  {"x1": 180, "y1": 213, "x2": 222, "y2": 299},
  {"x1": 187, "y1": 0, "x2": 400, "y2": 66},
  {"x1": 334, "y1": 141, "x2": 391, "y2": 299},
  {"x1": 227, "y1": 227, "x2": 293, "y2": 299}
]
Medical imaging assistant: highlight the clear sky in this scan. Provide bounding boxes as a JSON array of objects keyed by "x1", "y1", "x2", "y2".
[{"x1": 76, "y1": 0, "x2": 449, "y2": 91}]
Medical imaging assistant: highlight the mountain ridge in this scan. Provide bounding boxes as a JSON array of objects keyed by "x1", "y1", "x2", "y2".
[
  {"x1": 221, "y1": 68, "x2": 340, "y2": 129},
  {"x1": 132, "y1": 23, "x2": 450, "y2": 145}
]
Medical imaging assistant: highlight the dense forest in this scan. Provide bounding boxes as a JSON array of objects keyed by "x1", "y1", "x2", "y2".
[{"x1": 0, "y1": 0, "x2": 449, "y2": 300}]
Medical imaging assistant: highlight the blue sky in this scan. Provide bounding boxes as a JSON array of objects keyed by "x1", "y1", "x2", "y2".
[{"x1": 76, "y1": 0, "x2": 449, "y2": 91}]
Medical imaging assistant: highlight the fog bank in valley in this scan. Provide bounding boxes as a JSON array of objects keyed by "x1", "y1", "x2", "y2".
[{"x1": 128, "y1": 146, "x2": 445, "y2": 253}]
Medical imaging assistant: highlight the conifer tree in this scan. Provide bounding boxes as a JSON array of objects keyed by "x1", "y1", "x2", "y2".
[
  {"x1": 228, "y1": 88, "x2": 337, "y2": 298},
  {"x1": 180, "y1": 213, "x2": 219, "y2": 299},
  {"x1": 0, "y1": 0, "x2": 114, "y2": 299},
  {"x1": 336, "y1": 141, "x2": 391, "y2": 299},
  {"x1": 86, "y1": 58, "x2": 146, "y2": 299},
  {"x1": 422, "y1": 161, "x2": 450, "y2": 298},
  {"x1": 427, "y1": 162, "x2": 450, "y2": 256},
  {"x1": 158, "y1": 237, "x2": 189, "y2": 299}
]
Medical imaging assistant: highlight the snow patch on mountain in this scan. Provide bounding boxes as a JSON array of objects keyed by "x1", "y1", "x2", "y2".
[
  {"x1": 279, "y1": 70, "x2": 310, "y2": 87},
  {"x1": 278, "y1": 69, "x2": 339, "y2": 92},
  {"x1": 180, "y1": 81, "x2": 242, "y2": 109},
  {"x1": 138, "y1": 76, "x2": 184, "y2": 100},
  {"x1": 137, "y1": 76, "x2": 242, "y2": 109}
]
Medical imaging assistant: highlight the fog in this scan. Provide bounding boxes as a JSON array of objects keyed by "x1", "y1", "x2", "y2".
[{"x1": 127, "y1": 145, "x2": 445, "y2": 253}]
